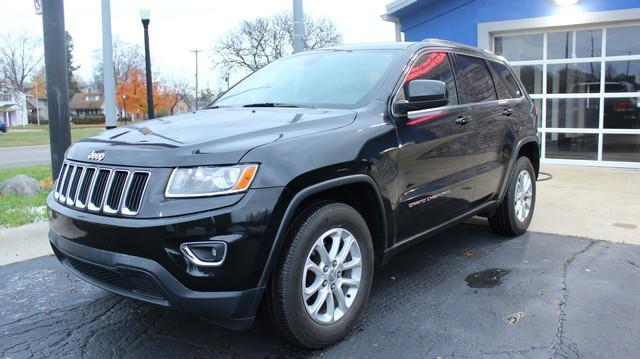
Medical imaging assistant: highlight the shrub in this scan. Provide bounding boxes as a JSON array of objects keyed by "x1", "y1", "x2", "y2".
[{"x1": 71, "y1": 115, "x2": 106, "y2": 125}]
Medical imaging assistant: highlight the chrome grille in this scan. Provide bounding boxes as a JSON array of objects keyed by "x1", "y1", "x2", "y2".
[
  {"x1": 122, "y1": 172, "x2": 150, "y2": 215},
  {"x1": 54, "y1": 161, "x2": 150, "y2": 216}
]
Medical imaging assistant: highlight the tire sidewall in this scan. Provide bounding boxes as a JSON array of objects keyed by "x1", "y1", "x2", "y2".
[
  {"x1": 506, "y1": 157, "x2": 536, "y2": 234},
  {"x1": 284, "y1": 203, "x2": 374, "y2": 347}
]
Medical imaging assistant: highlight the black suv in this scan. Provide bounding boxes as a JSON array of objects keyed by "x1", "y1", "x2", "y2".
[{"x1": 48, "y1": 39, "x2": 539, "y2": 348}]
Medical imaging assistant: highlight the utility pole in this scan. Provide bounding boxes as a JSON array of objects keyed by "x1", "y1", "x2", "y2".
[
  {"x1": 41, "y1": 0, "x2": 71, "y2": 179},
  {"x1": 101, "y1": 0, "x2": 117, "y2": 129},
  {"x1": 34, "y1": 78, "x2": 40, "y2": 126},
  {"x1": 190, "y1": 49, "x2": 201, "y2": 111},
  {"x1": 292, "y1": 0, "x2": 305, "y2": 53}
]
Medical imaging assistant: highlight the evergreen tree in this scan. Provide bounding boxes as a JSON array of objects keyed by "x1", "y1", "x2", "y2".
[{"x1": 65, "y1": 31, "x2": 80, "y2": 96}]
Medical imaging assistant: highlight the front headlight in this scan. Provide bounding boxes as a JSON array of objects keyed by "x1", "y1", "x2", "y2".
[{"x1": 165, "y1": 164, "x2": 258, "y2": 198}]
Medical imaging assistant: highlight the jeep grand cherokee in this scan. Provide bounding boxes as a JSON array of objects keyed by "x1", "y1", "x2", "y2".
[{"x1": 48, "y1": 39, "x2": 539, "y2": 348}]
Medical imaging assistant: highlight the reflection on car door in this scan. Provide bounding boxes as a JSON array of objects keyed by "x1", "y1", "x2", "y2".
[
  {"x1": 452, "y1": 54, "x2": 505, "y2": 202},
  {"x1": 395, "y1": 51, "x2": 476, "y2": 242}
]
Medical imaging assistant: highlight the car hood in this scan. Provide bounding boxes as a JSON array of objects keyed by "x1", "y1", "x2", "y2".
[{"x1": 66, "y1": 107, "x2": 357, "y2": 167}]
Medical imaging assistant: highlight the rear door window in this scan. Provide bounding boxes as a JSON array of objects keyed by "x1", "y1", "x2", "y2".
[
  {"x1": 397, "y1": 51, "x2": 458, "y2": 106},
  {"x1": 453, "y1": 54, "x2": 497, "y2": 104},
  {"x1": 487, "y1": 60, "x2": 522, "y2": 99}
]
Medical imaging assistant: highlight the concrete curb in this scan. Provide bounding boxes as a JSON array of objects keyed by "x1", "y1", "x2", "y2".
[{"x1": 0, "y1": 221, "x2": 51, "y2": 266}]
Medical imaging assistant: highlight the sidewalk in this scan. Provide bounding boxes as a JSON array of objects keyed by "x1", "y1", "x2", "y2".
[
  {"x1": 0, "y1": 164, "x2": 638, "y2": 266},
  {"x1": 0, "y1": 221, "x2": 51, "y2": 266},
  {"x1": 529, "y1": 164, "x2": 640, "y2": 245}
]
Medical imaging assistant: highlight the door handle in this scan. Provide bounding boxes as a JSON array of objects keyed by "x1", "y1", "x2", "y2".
[
  {"x1": 455, "y1": 116, "x2": 469, "y2": 125},
  {"x1": 502, "y1": 108, "x2": 513, "y2": 116}
]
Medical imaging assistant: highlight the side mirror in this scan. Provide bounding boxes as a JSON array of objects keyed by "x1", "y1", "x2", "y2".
[{"x1": 394, "y1": 79, "x2": 449, "y2": 115}]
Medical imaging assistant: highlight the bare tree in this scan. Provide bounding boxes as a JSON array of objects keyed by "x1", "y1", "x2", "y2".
[
  {"x1": 93, "y1": 39, "x2": 145, "y2": 88},
  {"x1": 0, "y1": 31, "x2": 43, "y2": 92},
  {"x1": 159, "y1": 78, "x2": 191, "y2": 115},
  {"x1": 214, "y1": 13, "x2": 342, "y2": 81}
]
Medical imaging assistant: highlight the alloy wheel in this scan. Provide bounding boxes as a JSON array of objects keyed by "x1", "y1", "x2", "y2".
[
  {"x1": 514, "y1": 169, "x2": 533, "y2": 222},
  {"x1": 301, "y1": 228, "x2": 362, "y2": 324}
]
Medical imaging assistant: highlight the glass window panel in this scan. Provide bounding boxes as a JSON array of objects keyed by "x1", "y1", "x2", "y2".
[
  {"x1": 545, "y1": 133, "x2": 598, "y2": 160},
  {"x1": 603, "y1": 134, "x2": 640, "y2": 162},
  {"x1": 605, "y1": 60, "x2": 640, "y2": 92},
  {"x1": 547, "y1": 62, "x2": 601, "y2": 94},
  {"x1": 606, "y1": 25, "x2": 640, "y2": 56},
  {"x1": 453, "y1": 54, "x2": 497, "y2": 103},
  {"x1": 494, "y1": 34, "x2": 543, "y2": 61},
  {"x1": 603, "y1": 97, "x2": 640, "y2": 129},
  {"x1": 511, "y1": 65, "x2": 543, "y2": 94},
  {"x1": 546, "y1": 98, "x2": 599, "y2": 128},
  {"x1": 575, "y1": 29, "x2": 602, "y2": 58},
  {"x1": 548, "y1": 31, "x2": 573, "y2": 59}
]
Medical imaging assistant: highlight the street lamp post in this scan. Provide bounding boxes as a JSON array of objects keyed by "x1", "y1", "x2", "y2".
[
  {"x1": 140, "y1": 9, "x2": 155, "y2": 120},
  {"x1": 122, "y1": 94, "x2": 127, "y2": 125}
]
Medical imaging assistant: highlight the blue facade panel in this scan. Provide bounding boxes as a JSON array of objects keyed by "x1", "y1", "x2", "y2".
[{"x1": 393, "y1": 0, "x2": 640, "y2": 46}]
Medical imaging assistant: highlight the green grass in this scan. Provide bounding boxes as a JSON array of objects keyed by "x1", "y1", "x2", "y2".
[
  {"x1": 0, "y1": 127, "x2": 106, "y2": 148},
  {"x1": 0, "y1": 164, "x2": 53, "y2": 228}
]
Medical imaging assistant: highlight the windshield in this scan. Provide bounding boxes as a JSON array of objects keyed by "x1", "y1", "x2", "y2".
[{"x1": 213, "y1": 50, "x2": 399, "y2": 109}]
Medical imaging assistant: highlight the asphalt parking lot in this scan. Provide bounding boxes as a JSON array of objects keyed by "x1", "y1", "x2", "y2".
[{"x1": 1, "y1": 223, "x2": 639, "y2": 359}]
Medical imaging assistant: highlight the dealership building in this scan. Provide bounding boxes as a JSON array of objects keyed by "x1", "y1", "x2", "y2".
[{"x1": 384, "y1": 0, "x2": 640, "y2": 167}]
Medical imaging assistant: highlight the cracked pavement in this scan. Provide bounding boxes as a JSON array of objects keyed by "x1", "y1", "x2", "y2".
[{"x1": 1, "y1": 224, "x2": 639, "y2": 358}]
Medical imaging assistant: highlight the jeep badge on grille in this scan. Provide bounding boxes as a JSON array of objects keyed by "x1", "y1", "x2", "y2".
[{"x1": 88, "y1": 150, "x2": 105, "y2": 161}]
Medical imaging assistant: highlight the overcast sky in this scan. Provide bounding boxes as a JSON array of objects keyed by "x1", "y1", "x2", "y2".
[{"x1": 1, "y1": 0, "x2": 395, "y2": 91}]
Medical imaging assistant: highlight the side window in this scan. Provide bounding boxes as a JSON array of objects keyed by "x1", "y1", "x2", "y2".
[
  {"x1": 487, "y1": 60, "x2": 522, "y2": 99},
  {"x1": 396, "y1": 52, "x2": 458, "y2": 106},
  {"x1": 453, "y1": 54, "x2": 497, "y2": 103}
]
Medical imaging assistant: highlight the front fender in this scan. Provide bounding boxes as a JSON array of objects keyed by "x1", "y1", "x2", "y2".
[{"x1": 256, "y1": 174, "x2": 389, "y2": 288}]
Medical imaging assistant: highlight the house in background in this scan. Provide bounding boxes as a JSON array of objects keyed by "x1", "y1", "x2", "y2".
[
  {"x1": 384, "y1": 0, "x2": 640, "y2": 167},
  {"x1": 69, "y1": 92, "x2": 104, "y2": 116},
  {"x1": 0, "y1": 90, "x2": 28, "y2": 127},
  {"x1": 26, "y1": 96, "x2": 48, "y2": 124}
]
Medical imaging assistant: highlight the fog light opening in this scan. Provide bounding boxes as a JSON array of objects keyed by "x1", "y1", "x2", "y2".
[{"x1": 180, "y1": 241, "x2": 227, "y2": 267}]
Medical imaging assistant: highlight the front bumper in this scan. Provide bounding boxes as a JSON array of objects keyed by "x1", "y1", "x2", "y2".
[
  {"x1": 47, "y1": 186, "x2": 287, "y2": 329},
  {"x1": 50, "y1": 231, "x2": 262, "y2": 330}
]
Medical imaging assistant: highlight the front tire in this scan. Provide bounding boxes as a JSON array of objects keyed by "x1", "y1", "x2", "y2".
[
  {"x1": 266, "y1": 201, "x2": 374, "y2": 349},
  {"x1": 489, "y1": 156, "x2": 536, "y2": 236}
]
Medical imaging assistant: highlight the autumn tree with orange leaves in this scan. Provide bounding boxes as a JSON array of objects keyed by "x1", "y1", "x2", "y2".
[{"x1": 116, "y1": 68, "x2": 189, "y2": 119}]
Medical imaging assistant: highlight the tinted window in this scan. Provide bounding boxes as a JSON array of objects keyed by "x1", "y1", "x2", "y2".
[
  {"x1": 488, "y1": 60, "x2": 522, "y2": 99},
  {"x1": 397, "y1": 52, "x2": 458, "y2": 106},
  {"x1": 454, "y1": 54, "x2": 497, "y2": 103}
]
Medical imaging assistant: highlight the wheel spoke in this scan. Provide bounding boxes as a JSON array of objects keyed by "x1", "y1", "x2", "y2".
[
  {"x1": 325, "y1": 290, "x2": 335, "y2": 319},
  {"x1": 309, "y1": 288, "x2": 329, "y2": 315},
  {"x1": 314, "y1": 242, "x2": 331, "y2": 265},
  {"x1": 335, "y1": 234, "x2": 355, "y2": 265},
  {"x1": 327, "y1": 231, "x2": 342, "y2": 260},
  {"x1": 333, "y1": 286, "x2": 348, "y2": 311},
  {"x1": 304, "y1": 279, "x2": 322, "y2": 299},
  {"x1": 340, "y1": 277, "x2": 360, "y2": 288},
  {"x1": 341, "y1": 256, "x2": 361, "y2": 271},
  {"x1": 305, "y1": 258, "x2": 323, "y2": 276}
]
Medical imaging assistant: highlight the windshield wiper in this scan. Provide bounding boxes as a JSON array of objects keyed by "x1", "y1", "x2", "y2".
[{"x1": 242, "y1": 102, "x2": 313, "y2": 108}]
